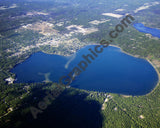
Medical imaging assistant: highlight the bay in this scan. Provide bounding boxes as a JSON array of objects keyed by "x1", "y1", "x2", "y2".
[{"x1": 134, "y1": 23, "x2": 160, "y2": 38}]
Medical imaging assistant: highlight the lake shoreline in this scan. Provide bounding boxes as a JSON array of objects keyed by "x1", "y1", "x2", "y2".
[
  {"x1": 109, "y1": 44, "x2": 160, "y2": 96},
  {"x1": 145, "y1": 59, "x2": 160, "y2": 96},
  {"x1": 11, "y1": 43, "x2": 159, "y2": 96}
]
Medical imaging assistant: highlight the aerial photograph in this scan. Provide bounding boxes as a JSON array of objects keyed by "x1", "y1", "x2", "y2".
[{"x1": 0, "y1": 0, "x2": 160, "y2": 127}]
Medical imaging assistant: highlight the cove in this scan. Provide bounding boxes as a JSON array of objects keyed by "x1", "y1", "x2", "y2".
[
  {"x1": 11, "y1": 45, "x2": 159, "y2": 96},
  {"x1": 133, "y1": 23, "x2": 160, "y2": 38}
]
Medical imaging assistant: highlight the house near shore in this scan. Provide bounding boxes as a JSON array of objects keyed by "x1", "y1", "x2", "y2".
[{"x1": 5, "y1": 77, "x2": 15, "y2": 84}]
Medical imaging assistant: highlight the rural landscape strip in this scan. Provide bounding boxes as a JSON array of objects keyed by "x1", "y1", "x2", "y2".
[{"x1": 30, "y1": 14, "x2": 135, "y2": 119}]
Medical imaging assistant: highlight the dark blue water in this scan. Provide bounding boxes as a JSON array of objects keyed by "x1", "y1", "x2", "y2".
[
  {"x1": 11, "y1": 45, "x2": 159, "y2": 95},
  {"x1": 134, "y1": 23, "x2": 160, "y2": 38}
]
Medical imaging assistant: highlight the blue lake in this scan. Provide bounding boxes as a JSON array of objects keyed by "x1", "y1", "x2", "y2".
[
  {"x1": 11, "y1": 45, "x2": 159, "y2": 95},
  {"x1": 134, "y1": 23, "x2": 160, "y2": 38}
]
